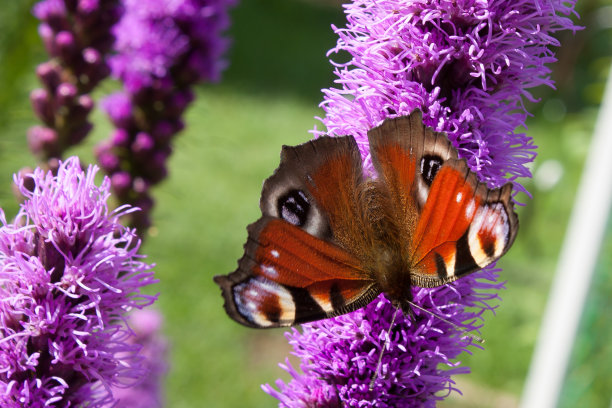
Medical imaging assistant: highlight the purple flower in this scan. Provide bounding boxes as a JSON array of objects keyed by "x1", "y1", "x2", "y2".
[
  {"x1": 110, "y1": 0, "x2": 235, "y2": 93},
  {"x1": 263, "y1": 361, "x2": 341, "y2": 408},
  {"x1": 265, "y1": 1, "x2": 578, "y2": 406},
  {"x1": 313, "y1": 0, "x2": 578, "y2": 193},
  {"x1": 264, "y1": 274, "x2": 502, "y2": 408},
  {"x1": 98, "y1": 0, "x2": 236, "y2": 234},
  {"x1": 101, "y1": 92, "x2": 133, "y2": 129},
  {"x1": 0, "y1": 158, "x2": 157, "y2": 407},
  {"x1": 29, "y1": 0, "x2": 122, "y2": 162}
]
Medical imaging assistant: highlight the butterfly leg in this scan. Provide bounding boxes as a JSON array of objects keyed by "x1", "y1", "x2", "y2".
[
  {"x1": 400, "y1": 300, "x2": 416, "y2": 321},
  {"x1": 394, "y1": 284, "x2": 416, "y2": 321}
]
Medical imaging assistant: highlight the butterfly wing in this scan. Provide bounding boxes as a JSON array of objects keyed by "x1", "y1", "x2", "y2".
[
  {"x1": 368, "y1": 111, "x2": 518, "y2": 288},
  {"x1": 367, "y1": 112, "x2": 458, "y2": 247},
  {"x1": 214, "y1": 136, "x2": 379, "y2": 328},
  {"x1": 368, "y1": 111, "x2": 458, "y2": 212},
  {"x1": 409, "y1": 159, "x2": 518, "y2": 286}
]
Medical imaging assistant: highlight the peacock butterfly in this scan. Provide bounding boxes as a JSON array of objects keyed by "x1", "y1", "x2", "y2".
[{"x1": 214, "y1": 111, "x2": 518, "y2": 328}]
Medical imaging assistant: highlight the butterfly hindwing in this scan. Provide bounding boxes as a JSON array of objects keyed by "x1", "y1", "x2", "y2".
[
  {"x1": 215, "y1": 136, "x2": 379, "y2": 328},
  {"x1": 214, "y1": 217, "x2": 376, "y2": 327}
]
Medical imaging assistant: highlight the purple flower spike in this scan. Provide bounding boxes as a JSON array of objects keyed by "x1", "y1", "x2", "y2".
[
  {"x1": 110, "y1": 0, "x2": 236, "y2": 93},
  {"x1": 99, "y1": 0, "x2": 236, "y2": 234},
  {"x1": 29, "y1": 0, "x2": 122, "y2": 164},
  {"x1": 101, "y1": 91, "x2": 133, "y2": 129},
  {"x1": 313, "y1": 0, "x2": 578, "y2": 193},
  {"x1": 262, "y1": 360, "x2": 341, "y2": 408},
  {"x1": 266, "y1": 272, "x2": 503, "y2": 408},
  {"x1": 0, "y1": 157, "x2": 158, "y2": 407},
  {"x1": 266, "y1": 1, "x2": 578, "y2": 406}
]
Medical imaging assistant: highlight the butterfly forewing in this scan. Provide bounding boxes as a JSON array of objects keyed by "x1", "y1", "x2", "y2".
[
  {"x1": 260, "y1": 136, "x2": 366, "y2": 243},
  {"x1": 367, "y1": 114, "x2": 518, "y2": 288},
  {"x1": 215, "y1": 136, "x2": 380, "y2": 328},
  {"x1": 409, "y1": 160, "x2": 517, "y2": 286}
]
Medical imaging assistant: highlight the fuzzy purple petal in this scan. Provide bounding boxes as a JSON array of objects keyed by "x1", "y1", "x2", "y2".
[
  {"x1": 0, "y1": 158, "x2": 158, "y2": 407},
  {"x1": 266, "y1": 272, "x2": 503, "y2": 407},
  {"x1": 313, "y1": 0, "x2": 579, "y2": 194}
]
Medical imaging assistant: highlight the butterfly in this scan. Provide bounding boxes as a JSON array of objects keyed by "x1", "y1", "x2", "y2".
[{"x1": 214, "y1": 110, "x2": 518, "y2": 328}]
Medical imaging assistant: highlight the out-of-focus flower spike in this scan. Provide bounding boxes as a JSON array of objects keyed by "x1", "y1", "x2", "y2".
[
  {"x1": 28, "y1": 0, "x2": 123, "y2": 168},
  {"x1": 98, "y1": 0, "x2": 237, "y2": 235}
]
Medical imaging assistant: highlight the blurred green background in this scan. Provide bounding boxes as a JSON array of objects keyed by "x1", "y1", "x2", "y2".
[{"x1": 1, "y1": 0, "x2": 611, "y2": 407}]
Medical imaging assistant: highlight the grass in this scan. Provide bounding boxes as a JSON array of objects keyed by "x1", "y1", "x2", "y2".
[{"x1": 1, "y1": 1, "x2": 610, "y2": 407}]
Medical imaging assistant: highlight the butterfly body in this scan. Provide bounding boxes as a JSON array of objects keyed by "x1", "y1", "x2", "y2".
[{"x1": 214, "y1": 111, "x2": 518, "y2": 328}]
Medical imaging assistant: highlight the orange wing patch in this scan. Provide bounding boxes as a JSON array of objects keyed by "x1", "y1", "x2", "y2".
[
  {"x1": 411, "y1": 165, "x2": 480, "y2": 263},
  {"x1": 216, "y1": 218, "x2": 378, "y2": 328},
  {"x1": 371, "y1": 143, "x2": 418, "y2": 203},
  {"x1": 304, "y1": 142, "x2": 365, "y2": 247},
  {"x1": 253, "y1": 219, "x2": 368, "y2": 287}
]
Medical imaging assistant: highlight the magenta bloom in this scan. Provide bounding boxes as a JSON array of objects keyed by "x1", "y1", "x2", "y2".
[
  {"x1": 110, "y1": 0, "x2": 235, "y2": 93},
  {"x1": 264, "y1": 273, "x2": 502, "y2": 408},
  {"x1": 265, "y1": 0, "x2": 578, "y2": 406},
  {"x1": 0, "y1": 158, "x2": 157, "y2": 407},
  {"x1": 314, "y1": 0, "x2": 578, "y2": 193},
  {"x1": 98, "y1": 0, "x2": 236, "y2": 233},
  {"x1": 29, "y1": 0, "x2": 121, "y2": 161}
]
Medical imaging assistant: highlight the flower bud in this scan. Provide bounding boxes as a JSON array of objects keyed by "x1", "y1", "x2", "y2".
[
  {"x1": 55, "y1": 82, "x2": 78, "y2": 107},
  {"x1": 132, "y1": 132, "x2": 154, "y2": 154},
  {"x1": 30, "y1": 88, "x2": 54, "y2": 125},
  {"x1": 102, "y1": 92, "x2": 133, "y2": 128},
  {"x1": 77, "y1": 0, "x2": 100, "y2": 15},
  {"x1": 95, "y1": 141, "x2": 119, "y2": 172},
  {"x1": 111, "y1": 129, "x2": 131, "y2": 147},
  {"x1": 38, "y1": 23, "x2": 55, "y2": 54},
  {"x1": 111, "y1": 171, "x2": 132, "y2": 196},
  {"x1": 36, "y1": 61, "x2": 61, "y2": 91},
  {"x1": 55, "y1": 31, "x2": 77, "y2": 62}
]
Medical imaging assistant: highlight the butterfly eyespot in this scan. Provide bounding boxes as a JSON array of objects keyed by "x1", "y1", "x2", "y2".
[
  {"x1": 277, "y1": 189, "x2": 310, "y2": 226},
  {"x1": 420, "y1": 155, "x2": 444, "y2": 186}
]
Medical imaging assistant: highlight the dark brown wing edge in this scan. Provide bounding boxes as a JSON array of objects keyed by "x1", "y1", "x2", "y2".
[{"x1": 213, "y1": 219, "x2": 270, "y2": 328}]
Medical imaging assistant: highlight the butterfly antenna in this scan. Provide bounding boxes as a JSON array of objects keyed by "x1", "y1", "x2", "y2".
[
  {"x1": 407, "y1": 301, "x2": 485, "y2": 344},
  {"x1": 369, "y1": 305, "x2": 401, "y2": 391}
]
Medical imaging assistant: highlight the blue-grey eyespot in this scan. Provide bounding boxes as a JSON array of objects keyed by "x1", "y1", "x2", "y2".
[{"x1": 277, "y1": 189, "x2": 310, "y2": 226}]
